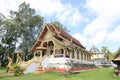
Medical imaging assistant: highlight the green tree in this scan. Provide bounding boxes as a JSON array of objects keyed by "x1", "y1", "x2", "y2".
[
  {"x1": 1, "y1": 15, "x2": 20, "y2": 63},
  {"x1": 8, "y1": 2, "x2": 44, "y2": 60},
  {"x1": 0, "y1": 2, "x2": 69, "y2": 62},
  {"x1": 0, "y1": 13, "x2": 5, "y2": 37},
  {"x1": 101, "y1": 46, "x2": 114, "y2": 60},
  {"x1": 0, "y1": 13, "x2": 5, "y2": 25},
  {"x1": 50, "y1": 21, "x2": 69, "y2": 32},
  {"x1": 0, "y1": 13, "x2": 11, "y2": 67},
  {"x1": 101, "y1": 46, "x2": 108, "y2": 59}
]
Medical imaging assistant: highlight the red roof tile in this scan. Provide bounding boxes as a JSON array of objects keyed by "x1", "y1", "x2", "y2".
[
  {"x1": 52, "y1": 24, "x2": 85, "y2": 49},
  {"x1": 30, "y1": 24, "x2": 85, "y2": 53}
]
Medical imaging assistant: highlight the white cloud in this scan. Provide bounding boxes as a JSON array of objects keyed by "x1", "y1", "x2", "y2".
[
  {"x1": 90, "y1": 30, "x2": 107, "y2": 45},
  {"x1": 0, "y1": 0, "x2": 83, "y2": 26},
  {"x1": 0, "y1": 0, "x2": 23, "y2": 16},
  {"x1": 83, "y1": 0, "x2": 120, "y2": 47},
  {"x1": 86, "y1": 0, "x2": 120, "y2": 16},
  {"x1": 56, "y1": 7, "x2": 83, "y2": 26},
  {"x1": 24, "y1": 0, "x2": 64, "y2": 16},
  {"x1": 84, "y1": 0, "x2": 120, "y2": 36},
  {"x1": 72, "y1": 31, "x2": 107, "y2": 49},
  {"x1": 72, "y1": 33, "x2": 88, "y2": 46},
  {"x1": 108, "y1": 26, "x2": 120, "y2": 42},
  {"x1": 28, "y1": 0, "x2": 83, "y2": 26},
  {"x1": 84, "y1": 16, "x2": 111, "y2": 36}
]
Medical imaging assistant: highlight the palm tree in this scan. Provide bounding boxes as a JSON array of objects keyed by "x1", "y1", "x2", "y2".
[{"x1": 101, "y1": 46, "x2": 113, "y2": 60}]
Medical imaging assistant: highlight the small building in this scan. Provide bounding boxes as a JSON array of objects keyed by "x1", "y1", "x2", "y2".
[
  {"x1": 90, "y1": 45, "x2": 105, "y2": 61},
  {"x1": 30, "y1": 24, "x2": 96, "y2": 72},
  {"x1": 112, "y1": 50, "x2": 120, "y2": 77},
  {"x1": 89, "y1": 45, "x2": 112, "y2": 67}
]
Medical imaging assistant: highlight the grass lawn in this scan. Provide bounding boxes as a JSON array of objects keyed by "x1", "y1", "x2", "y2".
[{"x1": 0, "y1": 68, "x2": 120, "y2": 80}]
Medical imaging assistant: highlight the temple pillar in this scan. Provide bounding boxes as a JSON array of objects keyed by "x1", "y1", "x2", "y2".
[
  {"x1": 87, "y1": 53, "x2": 90, "y2": 61},
  {"x1": 79, "y1": 50, "x2": 81, "y2": 60},
  {"x1": 86, "y1": 54, "x2": 88, "y2": 61},
  {"x1": 52, "y1": 48, "x2": 56, "y2": 57},
  {"x1": 74, "y1": 49, "x2": 77, "y2": 59},
  {"x1": 81, "y1": 51, "x2": 83, "y2": 60},
  {"x1": 70, "y1": 50, "x2": 72, "y2": 59},
  {"x1": 76, "y1": 49, "x2": 79, "y2": 60},
  {"x1": 66, "y1": 49, "x2": 70, "y2": 58},
  {"x1": 82, "y1": 51, "x2": 85, "y2": 61},
  {"x1": 88, "y1": 54, "x2": 90, "y2": 61},
  {"x1": 89, "y1": 54, "x2": 91, "y2": 61},
  {"x1": 72, "y1": 50, "x2": 74, "y2": 59},
  {"x1": 84, "y1": 53, "x2": 86, "y2": 61},
  {"x1": 85, "y1": 52, "x2": 88, "y2": 61},
  {"x1": 52, "y1": 44, "x2": 57, "y2": 56},
  {"x1": 63, "y1": 49, "x2": 66, "y2": 57},
  {"x1": 40, "y1": 51, "x2": 42, "y2": 57}
]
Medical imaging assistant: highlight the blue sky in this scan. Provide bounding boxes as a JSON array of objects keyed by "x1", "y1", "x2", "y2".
[{"x1": 0, "y1": 0, "x2": 120, "y2": 52}]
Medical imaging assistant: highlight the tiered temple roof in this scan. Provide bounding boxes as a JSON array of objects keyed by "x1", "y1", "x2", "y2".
[
  {"x1": 90, "y1": 45, "x2": 100, "y2": 53},
  {"x1": 30, "y1": 24, "x2": 85, "y2": 53},
  {"x1": 113, "y1": 50, "x2": 120, "y2": 61}
]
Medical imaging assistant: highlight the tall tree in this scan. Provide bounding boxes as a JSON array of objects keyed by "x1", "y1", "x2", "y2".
[
  {"x1": 0, "y1": 13, "x2": 5, "y2": 37},
  {"x1": 11, "y1": 2, "x2": 44, "y2": 60},
  {"x1": 2, "y1": 2, "x2": 44, "y2": 61},
  {"x1": 0, "y1": 13, "x2": 10, "y2": 67},
  {"x1": 101, "y1": 46, "x2": 114, "y2": 60},
  {"x1": 101, "y1": 46, "x2": 109, "y2": 53},
  {"x1": 1, "y1": 2, "x2": 69, "y2": 62},
  {"x1": 0, "y1": 16, "x2": 18, "y2": 66},
  {"x1": 50, "y1": 21, "x2": 69, "y2": 32}
]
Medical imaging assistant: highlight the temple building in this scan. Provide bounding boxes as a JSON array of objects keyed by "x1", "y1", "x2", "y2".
[
  {"x1": 90, "y1": 45, "x2": 105, "y2": 61},
  {"x1": 89, "y1": 45, "x2": 113, "y2": 68},
  {"x1": 30, "y1": 24, "x2": 91, "y2": 61},
  {"x1": 30, "y1": 24, "x2": 96, "y2": 72},
  {"x1": 112, "y1": 50, "x2": 120, "y2": 77}
]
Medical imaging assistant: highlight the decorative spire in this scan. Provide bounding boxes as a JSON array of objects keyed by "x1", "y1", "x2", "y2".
[
  {"x1": 90, "y1": 41, "x2": 99, "y2": 53},
  {"x1": 92, "y1": 41, "x2": 95, "y2": 48}
]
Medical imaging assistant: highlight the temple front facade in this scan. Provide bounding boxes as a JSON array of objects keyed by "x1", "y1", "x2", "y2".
[
  {"x1": 112, "y1": 50, "x2": 120, "y2": 77},
  {"x1": 30, "y1": 24, "x2": 96, "y2": 72},
  {"x1": 90, "y1": 45, "x2": 105, "y2": 61}
]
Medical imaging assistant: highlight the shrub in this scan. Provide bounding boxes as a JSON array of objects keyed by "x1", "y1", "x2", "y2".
[{"x1": 13, "y1": 64, "x2": 20, "y2": 76}]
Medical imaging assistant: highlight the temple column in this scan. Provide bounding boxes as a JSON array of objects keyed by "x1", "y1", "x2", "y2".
[
  {"x1": 51, "y1": 48, "x2": 56, "y2": 58},
  {"x1": 70, "y1": 50, "x2": 72, "y2": 59},
  {"x1": 81, "y1": 51, "x2": 83, "y2": 60},
  {"x1": 76, "y1": 49, "x2": 79, "y2": 60},
  {"x1": 89, "y1": 54, "x2": 91, "y2": 61},
  {"x1": 85, "y1": 53, "x2": 88, "y2": 61},
  {"x1": 88, "y1": 54, "x2": 90, "y2": 61},
  {"x1": 66, "y1": 49, "x2": 70, "y2": 58},
  {"x1": 72, "y1": 49, "x2": 74, "y2": 59},
  {"x1": 40, "y1": 51, "x2": 42, "y2": 57},
  {"x1": 74, "y1": 49, "x2": 77, "y2": 59},
  {"x1": 84, "y1": 53, "x2": 87, "y2": 61},
  {"x1": 63, "y1": 49, "x2": 66, "y2": 57},
  {"x1": 77, "y1": 53, "x2": 79, "y2": 60},
  {"x1": 86, "y1": 54, "x2": 88, "y2": 61},
  {"x1": 79, "y1": 50, "x2": 81, "y2": 60},
  {"x1": 51, "y1": 41, "x2": 56, "y2": 57},
  {"x1": 84, "y1": 53, "x2": 86, "y2": 61},
  {"x1": 82, "y1": 51, "x2": 85, "y2": 61}
]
